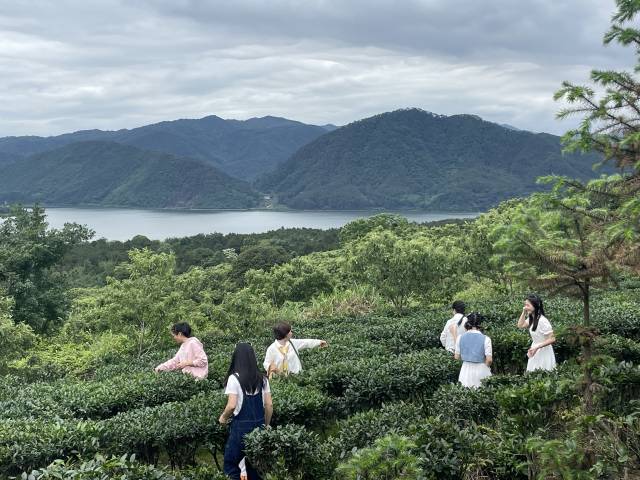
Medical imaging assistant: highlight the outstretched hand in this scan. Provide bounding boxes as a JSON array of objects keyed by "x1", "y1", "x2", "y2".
[{"x1": 319, "y1": 340, "x2": 328, "y2": 348}]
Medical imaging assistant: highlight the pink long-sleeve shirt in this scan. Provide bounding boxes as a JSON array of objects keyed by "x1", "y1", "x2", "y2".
[{"x1": 155, "y1": 337, "x2": 208, "y2": 380}]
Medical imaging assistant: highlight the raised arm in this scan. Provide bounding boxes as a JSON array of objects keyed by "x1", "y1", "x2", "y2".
[
  {"x1": 292, "y1": 339, "x2": 327, "y2": 350},
  {"x1": 517, "y1": 307, "x2": 529, "y2": 329}
]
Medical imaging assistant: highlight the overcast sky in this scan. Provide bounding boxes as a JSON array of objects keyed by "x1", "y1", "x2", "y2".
[{"x1": 0, "y1": 0, "x2": 630, "y2": 137}]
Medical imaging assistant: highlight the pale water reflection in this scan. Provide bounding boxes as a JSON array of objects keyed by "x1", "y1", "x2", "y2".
[{"x1": 44, "y1": 208, "x2": 479, "y2": 241}]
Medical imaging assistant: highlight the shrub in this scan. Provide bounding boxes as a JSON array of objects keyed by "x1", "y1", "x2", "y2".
[
  {"x1": 0, "y1": 371, "x2": 218, "y2": 420},
  {"x1": 332, "y1": 401, "x2": 424, "y2": 460},
  {"x1": 413, "y1": 416, "x2": 487, "y2": 480},
  {"x1": 269, "y1": 378, "x2": 333, "y2": 427},
  {"x1": 302, "y1": 285, "x2": 386, "y2": 320},
  {"x1": 245, "y1": 424, "x2": 334, "y2": 480},
  {"x1": 334, "y1": 434, "x2": 423, "y2": 480},
  {"x1": 426, "y1": 383, "x2": 498, "y2": 425},
  {"x1": 495, "y1": 369, "x2": 580, "y2": 434},
  {"x1": 341, "y1": 349, "x2": 458, "y2": 411},
  {"x1": 22, "y1": 454, "x2": 179, "y2": 480}
]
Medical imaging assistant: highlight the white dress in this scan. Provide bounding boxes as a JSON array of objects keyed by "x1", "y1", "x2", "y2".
[
  {"x1": 455, "y1": 331, "x2": 492, "y2": 388},
  {"x1": 526, "y1": 315, "x2": 556, "y2": 372}
]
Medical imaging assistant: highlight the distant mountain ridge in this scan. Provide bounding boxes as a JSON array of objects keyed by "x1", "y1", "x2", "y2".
[
  {"x1": 0, "y1": 108, "x2": 602, "y2": 212},
  {"x1": 0, "y1": 141, "x2": 261, "y2": 209},
  {"x1": 257, "y1": 108, "x2": 603, "y2": 211},
  {"x1": 0, "y1": 115, "x2": 331, "y2": 181}
]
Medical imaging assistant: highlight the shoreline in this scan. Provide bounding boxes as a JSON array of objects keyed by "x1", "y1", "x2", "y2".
[{"x1": 35, "y1": 205, "x2": 482, "y2": 215}]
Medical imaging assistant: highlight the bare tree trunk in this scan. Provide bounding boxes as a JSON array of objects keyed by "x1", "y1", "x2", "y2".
[
  {"x1": 583, "y1": 279, "x2": 590, "y2": 327},
  {"x1": 582, "y1": 280, "x2": 595, "y2": 415}
]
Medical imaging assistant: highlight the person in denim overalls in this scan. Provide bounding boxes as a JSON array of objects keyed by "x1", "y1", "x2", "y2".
[{"x1": 219, "y1": 343, "x2": 273, "y2": 480}]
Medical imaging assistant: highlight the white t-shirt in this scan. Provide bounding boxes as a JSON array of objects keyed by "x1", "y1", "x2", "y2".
[
  {"x1": 440, "y1": 313, "x2": 467, "y2": 353},
  {"x1": 224, "y1": 374, "x2": 271, "y2": 416},
  {"x1": 263, "y1": 339, "x2": 323, "y2": 374},
  {"x1": 455, "y1": 330, "x2": 492, "y2": 358}
]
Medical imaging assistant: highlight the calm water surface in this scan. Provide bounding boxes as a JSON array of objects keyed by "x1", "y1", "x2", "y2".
[{"x1": 43, "y1": 208, "x2": 479, "y2": 241}]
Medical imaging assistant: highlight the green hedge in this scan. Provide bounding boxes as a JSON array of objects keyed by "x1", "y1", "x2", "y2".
[
  {"x1": 1, "y1": 372, "x2": 219, "y2": 420},
  {"x1": 245, "y1": 424, "x2": 335, "y2": 480}
]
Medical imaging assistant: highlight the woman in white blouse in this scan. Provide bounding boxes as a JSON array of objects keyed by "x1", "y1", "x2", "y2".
[
  {"x1": 517, "y1": 294, "x2": 556, "y2": 372},
  {"x1": 440, "y1": 300, "x2": 467, "y2": 354},
  {"x1": 263, "y1": 321, "x2": 327, "y2": 376}
]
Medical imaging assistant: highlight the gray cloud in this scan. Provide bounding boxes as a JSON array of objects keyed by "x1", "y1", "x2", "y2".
[{"x1": 0, "y1": 0, "x2": 631, "y2": 137}]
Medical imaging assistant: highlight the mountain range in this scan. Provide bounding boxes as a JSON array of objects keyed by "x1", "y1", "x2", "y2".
[
  {"x1": 257, "y1": 109, "x2": 602, "y2": 210},
  {"x1": 0, "y1": 141, "x2": 260, "y2": 209},
  {"x1": 0, "y1": 115, "x2": 335, "y2": 181},
  {"x1": 0, "y1": 109, "x2": 603, "y2": 211}
]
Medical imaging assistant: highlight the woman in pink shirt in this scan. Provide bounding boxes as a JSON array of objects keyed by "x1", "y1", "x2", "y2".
[{"x1": 154, "y1": 322, "x2": 208, "y2": 380}]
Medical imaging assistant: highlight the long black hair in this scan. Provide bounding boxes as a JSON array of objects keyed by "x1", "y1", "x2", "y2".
[
  {"x1": 526, "y1": 294, "x2": 545, "y2": 332},
  {"x1": 452, "y1": 300, "x2": 466, "y2": 326},
  {"x1": 224, "y1": 343, "x2": 266, "y2": 394},
  {"x1": 464, "y1": 312, "x2": 484, "y2": 331}
]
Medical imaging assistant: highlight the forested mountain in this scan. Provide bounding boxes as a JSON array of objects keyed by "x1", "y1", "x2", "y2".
[
  {"x1": 0, "y1": 141, "x2": 261, "y2": 209},
  {"x1": 258, "y1": 108, "x2": 603, "y2": 210},
  {"x1": 0, "y1": 152, "x2": 18, "y2": 166},
  {"x1": 0, "y1": 115, "x2": 332, "y2": 180}
]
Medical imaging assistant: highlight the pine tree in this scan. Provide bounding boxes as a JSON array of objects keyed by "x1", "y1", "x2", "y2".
[{"x1": 553, "y1": 0, "x2": 640, "y2": 275}]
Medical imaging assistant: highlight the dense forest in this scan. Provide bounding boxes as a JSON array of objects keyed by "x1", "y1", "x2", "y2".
[
  {"x1": 257, "y1": 109, "x2": 603, "y2": 210},
  {"x1": 0, "y1": 141, "x2": 262, "y2": 209},
  {"x1": 0, "y1": 115, "x2": 333, "y2": 180},
  {"x1": 1, "y1": 2, "x2": 640, "y2": 479}
]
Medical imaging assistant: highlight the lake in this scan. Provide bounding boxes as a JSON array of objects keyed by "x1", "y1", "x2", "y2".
[{"x1": 43, "y1": 208, "x2": 479, "y2": 241}]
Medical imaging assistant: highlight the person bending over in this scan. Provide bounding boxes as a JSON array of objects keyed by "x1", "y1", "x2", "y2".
[{"x1": 154, "y1": 322, "x2": 208, "y2": 380}]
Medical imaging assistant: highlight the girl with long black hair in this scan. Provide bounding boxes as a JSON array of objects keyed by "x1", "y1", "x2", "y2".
[
  {"x1": 517, "y1": 294, "x2": 556, "y2": 372},
  {"x1": 219, "y1": 343, "x2": 273, "y2": 480}
]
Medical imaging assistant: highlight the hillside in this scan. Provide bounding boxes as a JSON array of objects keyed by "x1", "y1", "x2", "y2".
[
  {"x1": 0, "y1": 152, "x2": 18, "y2": 166},
  {"x1": 0, "y1": 115, "x2": 332, "y2": 181},
  {"x1": 0, "y1": 141, "x2": 261, "y2": 209},
  {"x1": 258, "y1": 109, "x2": 603, "y2": 210}
]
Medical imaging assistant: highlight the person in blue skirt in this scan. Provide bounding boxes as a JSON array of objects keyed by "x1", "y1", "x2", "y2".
[{"x1": 219, "y1": 343, "x2": 273, "y2": 480}]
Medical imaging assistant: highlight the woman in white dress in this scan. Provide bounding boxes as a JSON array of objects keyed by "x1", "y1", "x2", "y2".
[
  {"x1": 455, "y1": 313, "x2": 492, "y2": 388},
  {"x1": 517, "y1": 294, "x2": 556, "y2": 372}
]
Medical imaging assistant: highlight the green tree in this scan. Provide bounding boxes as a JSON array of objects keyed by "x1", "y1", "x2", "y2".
[
  {"x1": 0, "y1": 205, "x2": 92, "y2": 332},
  {"x1": 492, "y1": 195, "x2": 619, "y2": 327},
  {"x1": 246, "y1": 254, "x2": 336, "y2": 307},
  {"x1": 229, "y1": 242, "x2": 291, "y2": 286},
  {"x1": 0, "y1": 293, "x2": 35, "y2": 372},
  {"x1": 340, "y1": 214, "x2": 412, "y2": 244},
  {"x1": 345, "y1": 228, "x2": 451, "y2": 313},
  {"x1": 66, "y1": 249, "x2": 218, "y2": 356},
  {"x1": 553, "y1": 0, "x2": 640, "y2": 274}
]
